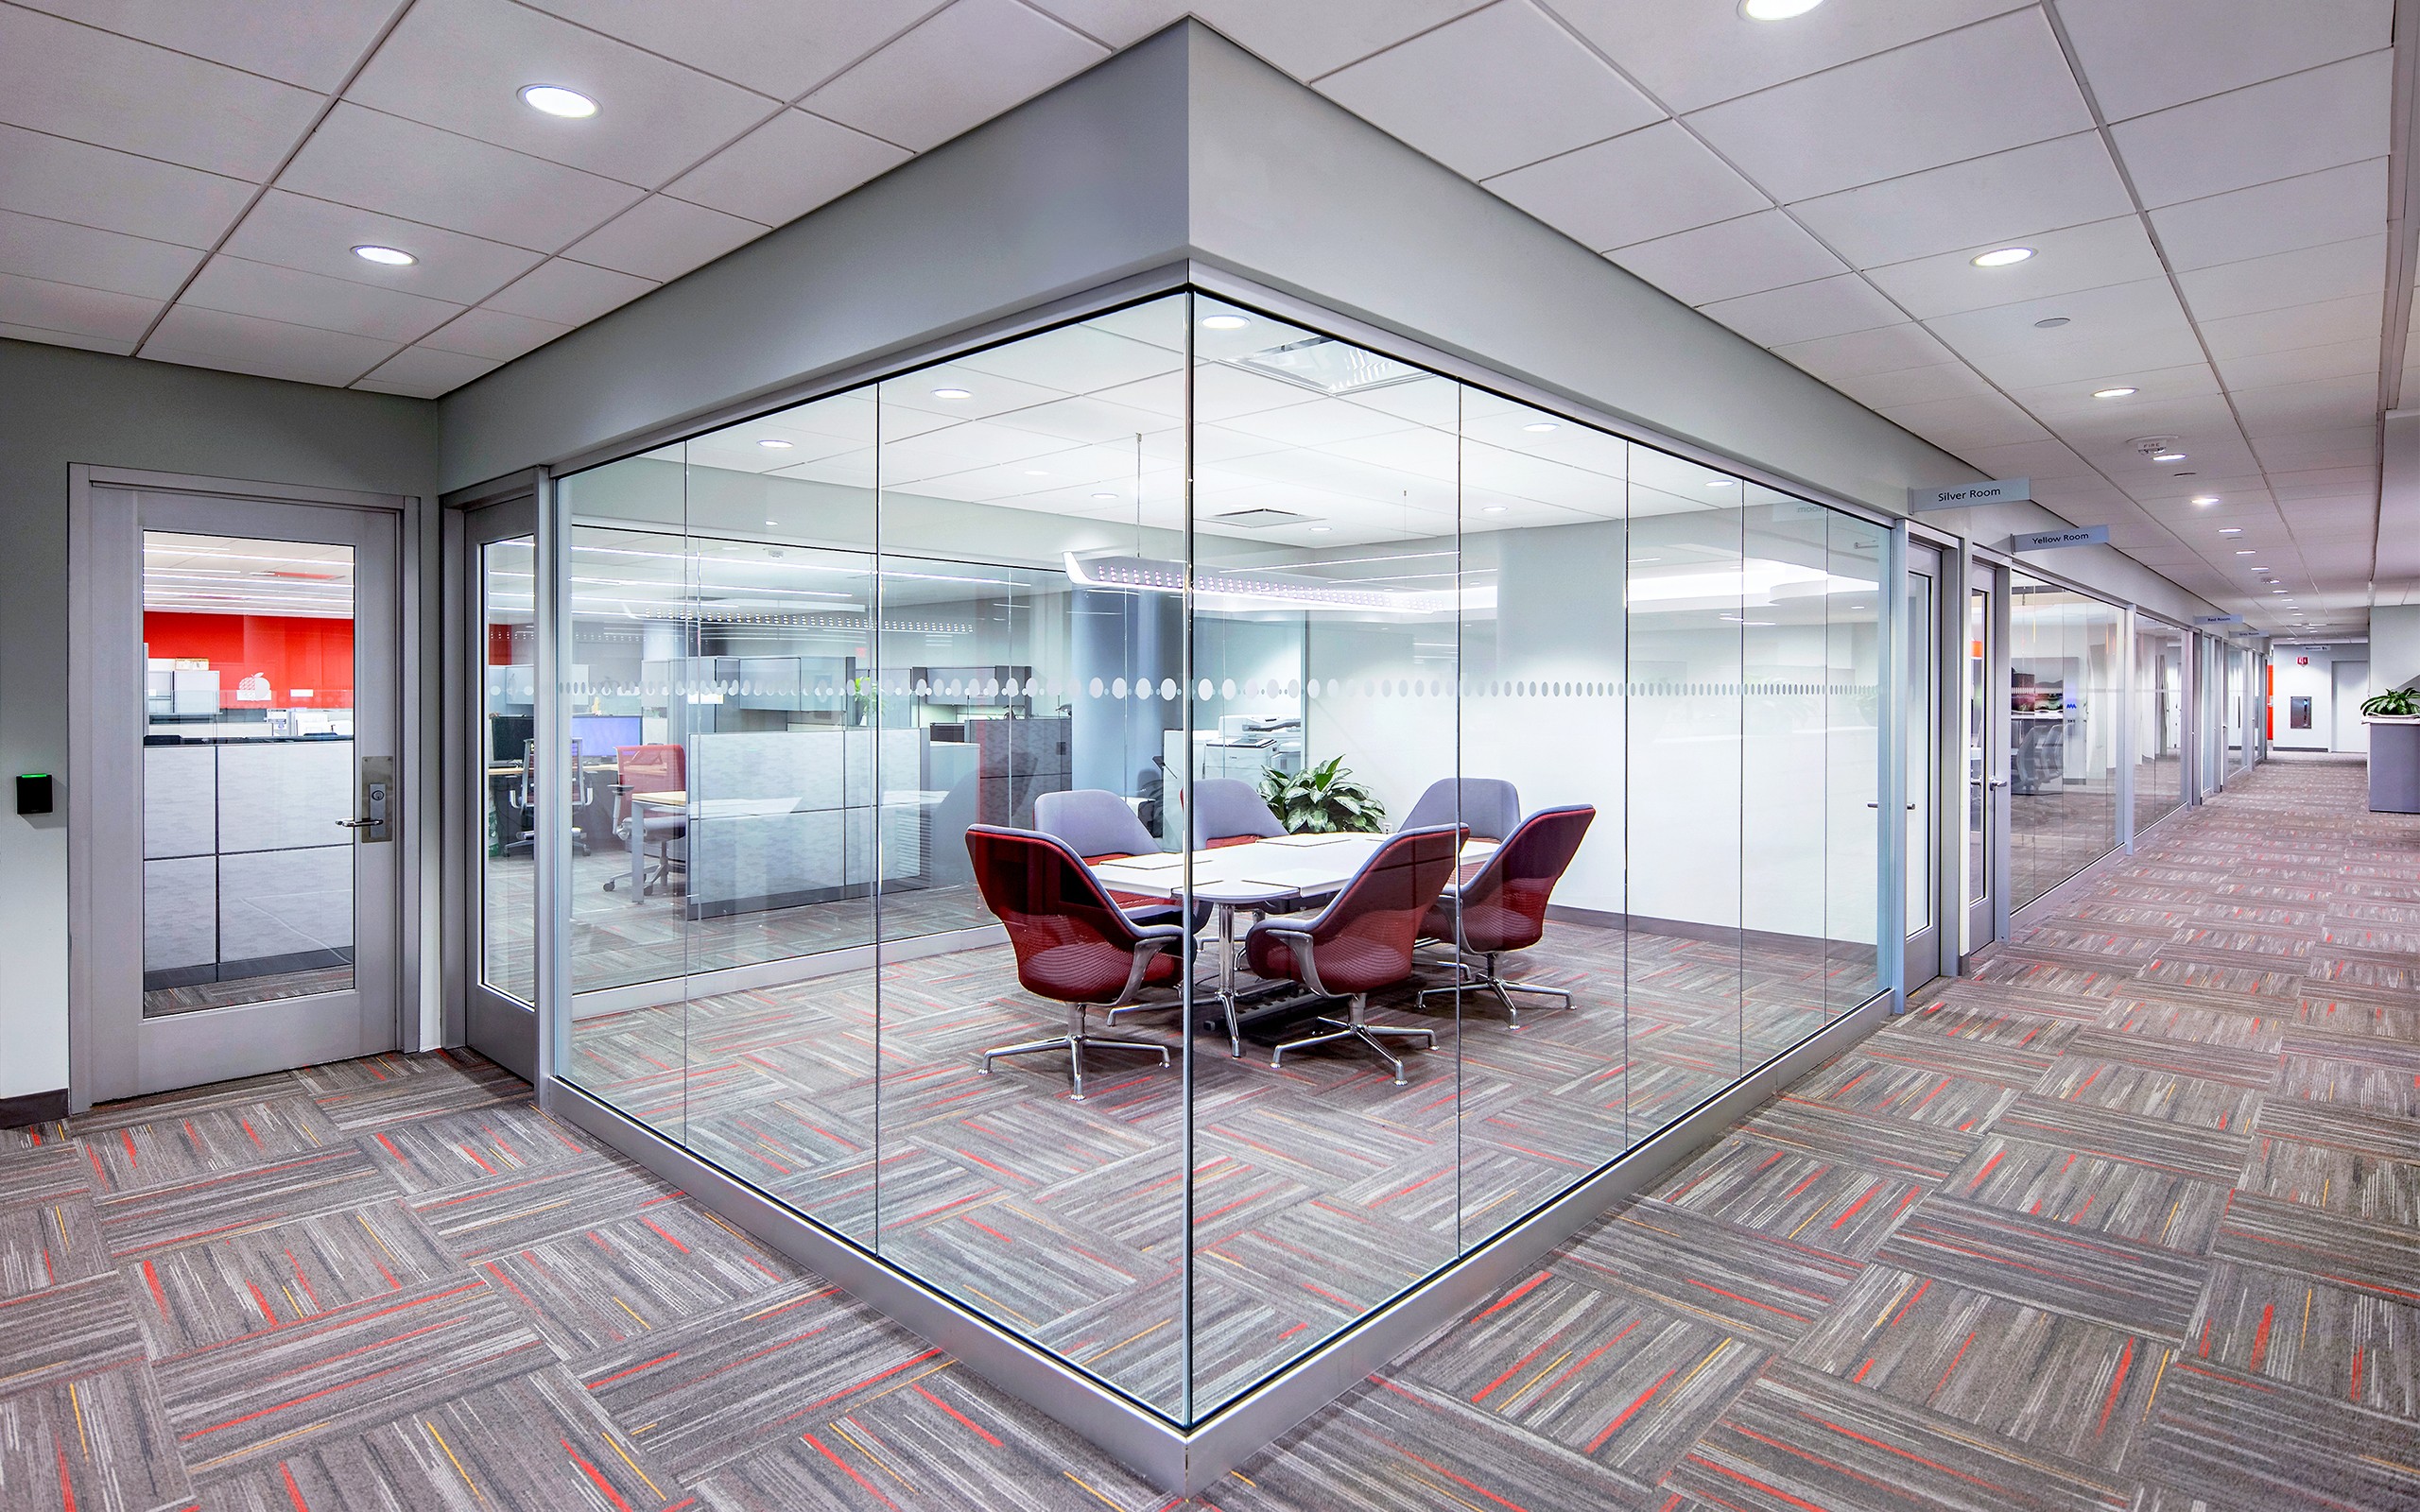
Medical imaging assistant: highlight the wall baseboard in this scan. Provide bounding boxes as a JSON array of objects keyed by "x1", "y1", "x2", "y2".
[{"x1": 0, "y1": 1088, "x2": 69, "y2": 1128}]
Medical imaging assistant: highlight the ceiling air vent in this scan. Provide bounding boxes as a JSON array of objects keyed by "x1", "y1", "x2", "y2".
[
  {"x1": 1226, "y1": 336, "x2": 1426, "y2": 396},
  {"x1": 1214, "y1": 508, "x2": 1318, "y2": 528}
]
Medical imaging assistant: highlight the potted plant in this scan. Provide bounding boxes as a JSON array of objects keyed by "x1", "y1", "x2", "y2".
[
  {"x1": 2361, "y1": 688, "x2": 2420, "y2": 718},
  {"x1": 1260, "y1": 756, "x2": 1388, "y2": 833}
]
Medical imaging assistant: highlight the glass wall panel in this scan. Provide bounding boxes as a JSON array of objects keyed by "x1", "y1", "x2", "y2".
[
  {"x1": 2008, "y1": 575, "x2": 2120, "y2": 911},
  {"x1": 1739, "y1": 492, "x2": 1832, "y2": 1060},
  {"x1": 480, "y1": 537, "x2": 535, "y2": 1005},
  {"x1": 1824, "y1": 513, "x2": 1886, "y2": 1017},
  {"x1": 1905, "y1": 564, "x2": 1936, "y2": 939},
  {"x1": 2134, "y1": 620, "x2": 2187, "y2": 832}
]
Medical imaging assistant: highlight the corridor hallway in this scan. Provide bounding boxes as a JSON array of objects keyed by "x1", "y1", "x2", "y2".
[{"x1": 0, "y1": 754, "x2": 2411, "y2": 1510}]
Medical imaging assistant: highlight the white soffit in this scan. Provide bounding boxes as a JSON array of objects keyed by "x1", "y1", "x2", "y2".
[{"x1": 0, "y1": 0, "x2": 2399, "y2": 634}]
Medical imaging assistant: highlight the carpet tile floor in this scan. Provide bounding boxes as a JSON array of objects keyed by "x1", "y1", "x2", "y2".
[{"x1": 0, "y1": 753, "x2": 2413, "y2": 1509}]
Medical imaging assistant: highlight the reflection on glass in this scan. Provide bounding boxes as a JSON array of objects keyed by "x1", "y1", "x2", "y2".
[
  {"x1": 2133, "y1": 620, "x2": 2186, "y2": 833},
  {"x1": 480, "y1": 537, "x2": 535, "y2": 1003},
  {"x1": 1966, "y1": 586, "x2": 1989, "y2": 922},
  {"x1": 1906, "y1": 568, "x2": 1936, "y2": 936},
  {"x1": 548, "y1": 290, "x2": 1895, "y2": 1430},
  {"x1": 141, "y1": 531, "x2": 356, "y2": 1016},
  {"x1": 2008, "y1": 575, "x2": 2120, "y2": 910}
]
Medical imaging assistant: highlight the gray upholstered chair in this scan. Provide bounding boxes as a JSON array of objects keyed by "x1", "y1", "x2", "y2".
[
  {"x1": 1398, "y1": 777, "x2": 1521, "y2": 842},
  {"x1": 1033, "y1": 788, "x2": 1179, "y2": 924},
  {"x1": 1190, "y1": 777, "x2": 1287, "y2": 850}
]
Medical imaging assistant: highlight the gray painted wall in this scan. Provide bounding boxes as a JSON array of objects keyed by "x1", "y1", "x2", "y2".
[
  {"x1": 2375, "y1": 604, "x2": 2420, "y2": 694},
  {"x1": 0, "y1": 337, "x2": 437, "y2": 1102}
]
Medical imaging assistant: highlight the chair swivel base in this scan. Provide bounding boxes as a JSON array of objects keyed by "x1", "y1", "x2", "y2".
[
  {"x1": 1270, "y1": 993, "x2": 1435, "y2": 1085},
  {"x1": 1418, "y1": 953, "x2": 1573, "y2": 1023},
  {"x1": 982, "y1": 1004, "x2": 1168, "y2": 1100}
]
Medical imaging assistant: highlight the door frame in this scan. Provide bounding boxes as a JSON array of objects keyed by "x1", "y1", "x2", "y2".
[
  {"x1": 66, "y1": 465, "x2": 434, "y2": 1111},
  {"x1": 1960, "y1": 549, "x2": 2012, "y2": 966},
  {"x1": 443, "y1": 484, "x2": 542, "y2": 1080},
  {"x1": 1903, "y1": 532, "x2": 1955, "y2": 991}
]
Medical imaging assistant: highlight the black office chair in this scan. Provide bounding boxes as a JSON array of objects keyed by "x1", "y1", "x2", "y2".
[{"x1": 504, "y1": 738, "x2": 591, "y2": 857}]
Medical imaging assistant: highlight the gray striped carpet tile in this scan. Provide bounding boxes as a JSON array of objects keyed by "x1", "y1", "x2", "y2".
[
  {"x1": 155, "y1": 1273, "x2": 552, "y2": 1478},
  {"x1": 1989, "y1": 1092, "x2": 2253, "y2": 1185},
  {"x1": 0, "y1": 1194, "x2": 110, "y2": 1299},
  {"x1": 2210, "y1": 1191, "x2": 2420, "y2": 1310},
  {"x1": 0, "y1": 1272, "x2": 146, "y2": 1396},
  {"x1": 0, "y1": 1364, "x2": 193, "y2": 1512},
  {"x1": 2279, "y1": 1051, "x2": 2420, "y2": 1121},
  {"x1": 2096, "y1": 995, "x2": 2290, "y2": 1053},
  {"x1": 2242, "y1": 1105, "x2": 2420, "y2": 1229},
  {"x1": 2137, "y1": 1358, "x2": 2420, "y2": 1512},
  {"x1": 481, "y1": 1202, "x2": 808, "y2": 1361},
  {"x1": 2031, "y1": 1056, "x2": 2263, "y2": 1133},
  {"x1": 2190, "y1": 1259, "x2": 2419, "y2": 1417},
  {"x1": 1394, "y1": 1269, "x2": 1767, "y2": 1480},
  {"x1": 578, "y1": 1280, "x2": 941, "y2": 1483},
  {"x1": 68, "y1": 1074, "x2": 304, "y2": 1137},
  {"x1": 409, "y1": 1156, "x2": 684, "y2": 1263},
  {"x1": 2282, "y1": 1026, "x2": 2420, "y2": 1081},
  {"x1": 1786, "y1": 1054, "x2": 2020, "y2": 1132},
  {"x1": 357, "y1": 1102, "x2": 609, "y2": 1195},
  {"x1": 1847, "y1": 1025, "x2": 2063, "y2": 1089},
  {"x1": 2295, "y1": 992, "x2": 2420, "y2": 1040},
  {"x1": 1726, "y1": 1095, "x2": 1979, "y2": 1185},
  {"x1": 1667, "y1": 1360, "x2": 2135, "y2": 1512},
  {"x1": 693, "y1": 1362, "x2": 1171, "y2": 1512},
  {"x1": 1942, "y1": 1134, "x2": 2231, "y2": 1253},
  {"x1": 1874, "y1": 1196, "x2": 2211, "y2": 1343},
  {"x1": 190, "y1": 1366, "x2": 674, "y2": 1512},
  {"x1": 301, "y1": 1048, "x2": 533, "y2": 1132},
  {"x1": 130, "y1": 1198, "x2": 464, "y2": 1358},
  {"x1": 94, "y1": 1143, "x2": 398, "y2": 1260},
  {"x1": 1784, "y1": 1264, "x2": 2165, "y2": 1473},
  {"x1": 2057, "y1": 1026, "x2": 2283, "y2": 1090},
  {"x1": 1890, "y1": 994, "x2": 2086, "y2": 1052},
  {"x1": 0, "y1": 1144, "x2": 94, "y2": 1211},
  {"x1": 76, "y1": 1096, "x2": 345, "y2": 1198},
  {"x1": 1653, "y1": 1136, "x2": 1925, "y2": 1260},
  {"x1": 1553, "y1": 1200, "x2": 1864, "y2": 1350}
]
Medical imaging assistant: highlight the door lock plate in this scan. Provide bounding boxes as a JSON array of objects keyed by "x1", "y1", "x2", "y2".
[{"x1": 347, "y1": 755, "x2": 393, "y2": 842}]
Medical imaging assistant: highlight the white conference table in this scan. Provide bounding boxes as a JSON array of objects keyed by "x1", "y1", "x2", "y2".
[
  {"x1": 1090, "y1": 832, "x2": 1497, "y2": 1057},
  {"x1": 621, "y1": 788, "x2": 949, "y2": 902}
]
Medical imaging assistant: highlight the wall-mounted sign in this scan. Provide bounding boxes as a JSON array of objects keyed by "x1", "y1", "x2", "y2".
[
  {"x1": 2195, "y1": 614, "x2": 2246, "y2": 626},
  {"x1": 2010, "y1": 524, "x2": 2108, "y2": 550},
  {"x1": 1910, "y1": 477, "x2": 2031, "y2": 511}
]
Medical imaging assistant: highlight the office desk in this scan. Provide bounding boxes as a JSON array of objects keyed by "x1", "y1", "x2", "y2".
[{"x1": 1092, "y1": 833, "x2": 1498, "y2": 1057}]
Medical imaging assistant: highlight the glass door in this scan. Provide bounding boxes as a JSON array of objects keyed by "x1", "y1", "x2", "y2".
[
  {"x1": 458, "y1": 495, "x2": 540, "y2": 1079},
  {"x1": 1962, "y1": 559, "x2": 2006, "y2": 960},
  {"x1": 1905, "y1": 541, "x2": 1943, "y2": 988}
]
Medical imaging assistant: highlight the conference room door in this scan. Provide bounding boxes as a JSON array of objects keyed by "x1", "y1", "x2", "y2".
[
  {"x1": 455, "y1": 495, "x2": 540, "y2": 1080},
  {"x1": 77, "y1": 483, "x2": 404, "y2": 1106},
  {"x1": 1962, "y1": 558, "x2": 2011, "y2": 963},
  {"x1": 1903, "y1": 541, "x2": 1945, "y2": 989}
]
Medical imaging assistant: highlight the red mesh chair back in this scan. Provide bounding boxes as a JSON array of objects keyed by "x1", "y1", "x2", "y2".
[
  {"x1": 1248, "y1": 826, "x2": 1462, "y2": 994},
  {"x1": 966, "y1": 825, "x2": 1179, "y2": 1004},
  {"x1": 614, "y1": 744, "x2": 685, "y2": 824},
  {"x1": 1427, "y1": 805, "x2": 1595, "y2": 954}
]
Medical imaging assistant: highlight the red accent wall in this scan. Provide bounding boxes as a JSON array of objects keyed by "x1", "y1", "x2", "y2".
[{"x1": 144, "y1": 612, "x2": 354, "y2": 709}]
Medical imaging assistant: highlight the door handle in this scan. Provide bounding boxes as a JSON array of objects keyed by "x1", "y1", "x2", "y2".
[
  {"x1": 1866, "y1": 802, "x2": 1919, "y2": 809},
  {"x1": 336, "y1": 817, "x2": 379, "y2": 829},
  {"x1": 1986, "y1": 776, "x2": 2009, "y2": 789}
]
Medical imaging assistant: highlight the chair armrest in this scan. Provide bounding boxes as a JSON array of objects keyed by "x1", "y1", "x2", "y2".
[
  {"x1": 1258, "y1": 926, "x2": 1334, "y2": 999},
  {"x1": 1112, "y1": 934, "x2": 1177, "y2": 1006}
]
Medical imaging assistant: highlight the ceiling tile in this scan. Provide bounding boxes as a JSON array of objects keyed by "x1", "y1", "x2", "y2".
[
  {"x1": 482, "y1": 257, "x2": 655, "y2": 325},
  {"x1": 519, "y1": 0, "x2": 943, "y2": 99},
  {"x1": 2109, "y1": 52, "x2": 2391, "y2": 209},
  {"x1": 1863, "y1": 217, "x2": 2166, "y2": 319},
  {"x1": 2174, "y1": 234, "x2": 2385, "y2": 323},
  {"x1": 804, "y1": 0, "x2": 1107, "y2": 153},
  {"x1": 1547, "y1": 0, "x2": 2027, "y2": 114},
  {"x1": 2250, "y1": 424, "x2": 2378, "y2": 467},
  {"x1": 2006, "y1": 361, "x2": 2218, "y2": 420},
  {"x1": 2148, "y1": 159, "x2": 2387, "y2": 273},
  {"x1": 1606, "y1": 211, "x2": 1848, "y2": 307},
  {"x1": 1877, "y1": 390, "x2": 2050, "y2": 450},
  {"x1": 0, "y1": 123, "x2": 253, "y2": 247},
  {"x1": 0, "y1": 268, "x2": 159, "y2": 341},
  {"x1": 1483, "y1": 122, "x2": 1767, "y2": 251},
  {"x1": 141, "y1": 303, "x2": 399, "y2": 386},
  {"x1": 219, "y1": 189, "x2": 544, "y2": 303},
  {"x1": 1019, "y1": 0, "x2": 1188, "y2": 50},
  {"x1": 663, "y1": 109, "x2": 910, "y2": 228},
  {"x1": 1316, "y1": 1, "x2": 1659, "y2": 180},
  {"x1": 0, "y1": 319, "x2": 134, "y2": 354},
  {"x1": 277, "y1": 103, "x2": 645, "y2": 251},
  {"x1": 346, "y1": 0, "x2": 778, "y2": 190},
  {"x1": 1825, "y1": 360, "x2": 1997, "y2": 410},
  {"x1": 2056, "y1": 0, "x2": 2389, "y2": 122},
  {"x1": 1685, "y1": 10, "x2": 2090, "y2": 203},
  {"x1": 12, "y1": 0, "x2": 401, "y2": 92},
  {"x1": 1697, "y1": 273, "x2": 1903, "y2": 347},
  {"x1": 2218, "y1": 338, "x2": 2379, "y2": 390},
  {"x1": 180, "y1": 253, "x2": 462, "y2": 343},
  {"x1": 563, "y1": 194, "x2": 766, "y2": 282},
  {"x1": 1768, "y1": 321, "x2": 1959, "y2": 383},
  {"x1": 0, "y1": 5, "x2": 322, "y2": 181},
  {"x1": 2197, "y1": 291, "x2": 2383, "y2": 360},
  {"x1": 0, "y1": 209, "x2": 202, "y2": 298},
  {"x1": 419, "y1": 305, "x2": 570, "y2": 362},
  {"x1": 1789, "y1": 133, "x2": 2134, "y2": 267},
  {"x1": 1926, "y1": 277, "x2": 2204, "y2": 386},
  {"x1": 352, "y1": 343, "x2": 500, "y2": 397},
  {"x1": 1955, "y1": 438, "x2": 2098, "y2": 480},
  {"x1": 1180, "y1": 0, "x2": 1492, "y2": 81},
  {"x1": 2031, "y1": 389, "x2": 2237, "y2": 448}
]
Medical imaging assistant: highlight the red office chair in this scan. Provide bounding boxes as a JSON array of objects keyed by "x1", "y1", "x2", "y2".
[
  {"x1": 1419, "y1": 805, "x2": 1595, "y2": 1022},
  {"x1": 1244, "y1": 825, "x2": 1463, "y2": 1084},
  {"x1": 603, "y1": 744, "x2": 685, "y2": 894},
  {"x1": 965, "y1": 825, "x2": 1182, "y2": 1099}
]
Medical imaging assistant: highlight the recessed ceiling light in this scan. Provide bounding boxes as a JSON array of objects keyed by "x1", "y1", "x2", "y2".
[
  {"x1": 931, "y1": 387, "x2": 972, "y2": 400},
  {"x1": 1740, "y1": 0, "x2": 1824, "y2": 17},
  {"x1": 1091, "y1": 491, "x2": 1117, "y2": 500},
  {"x1": 1706, "y1": 478, "x2": 1736, "y2": 488},
  {"x1": 757, "y1": 438, "x2": 792, "y2": 450},
  {"x1": 1479, "y1": 505, "x2": 1508, "y2": 514},
  {"x1": 2273, "y1": 589, "x2": 2287, "y2": 593},
  {"x1": 2152, "y1": 451, "x2": 2186, "y2": 462},
  {"x1": 1523, "y1": 421, "x2": 1559, "y2": 433},
  {"x1": 1308, "y1": 525, "x2": 1331, "y2": 532},
  {"x1": 353, "y1": 244, "x2": 415, "y2": 266},
  {"x1": 520, "y1": 85, "x2": 597, "y2": 118},
  {"x1": 1972, "y1": 247, "x2": 2033, "y2": 267},
  {"x1": 2191, "y1": 495, "x2": 2219, "y2": 505},
  {"x1": 2219, "y1": 527, "x2": 2242, "y2": 535},
  {"x1": 1200, "y1": 314, "x2": 1250, "y2": 331},
  {"x1": 2091, "y1": 387, "x2": 2137, "y2": 399},
  {"x1": 2236, "y1": 549, "x2": 2254, "y2": 555},
  {"x1": 2033, "y1": 317, "x2": 2070, "y2": 329}
]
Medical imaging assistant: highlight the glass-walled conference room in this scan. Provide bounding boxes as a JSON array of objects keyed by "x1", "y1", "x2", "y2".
[{"x1": 498, "y1": 290, "x2": 1894, "y2": 1424}]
